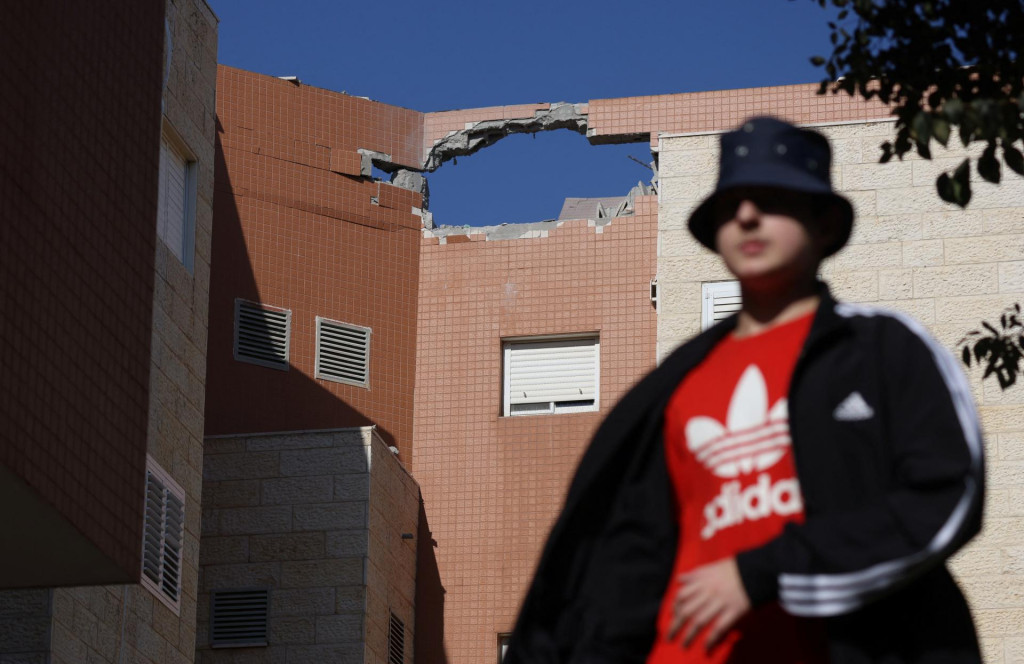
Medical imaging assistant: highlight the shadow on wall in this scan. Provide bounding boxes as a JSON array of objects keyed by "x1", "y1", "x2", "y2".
[
  {"x1": 203, "y1": 122, "x2": 397, "y2": 448},
  {"x1": 415, "y1": 501, "x2": 447, "y2": 664}
]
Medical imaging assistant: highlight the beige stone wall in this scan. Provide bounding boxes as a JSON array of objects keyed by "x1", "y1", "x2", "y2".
[
  {"x1": 197, "y1": 427, "x2": 419, "y2": 664},
  {"x1": 657, "y1": 120, "x2": 1024, "y2": 661},
  {"x1": 47, "y1": 1, "x2": 218, "y2": 663},
  {"x1": 366, "y1": 435, "x2": 419, "y2": 664}
]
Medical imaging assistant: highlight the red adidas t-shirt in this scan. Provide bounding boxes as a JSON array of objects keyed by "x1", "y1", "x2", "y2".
[{"x1": 647, "y1": 313, "x2": 827, "y2": 664}]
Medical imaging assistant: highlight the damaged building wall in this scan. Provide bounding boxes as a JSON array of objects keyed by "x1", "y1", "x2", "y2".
[
  {"x1": 204, "y1": 66, "x2": 425, "y2": 454},
  {"x1": 204, "y1": 70, "x2": 1024, "y2": 664},
  {"x1": 411, "y1": 204, "x2": 657, "y2": 664}
]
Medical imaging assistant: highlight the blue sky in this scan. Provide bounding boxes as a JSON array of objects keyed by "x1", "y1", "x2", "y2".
[{"x1": 210, "y1": 0, "x2": 841, "y2": 226}]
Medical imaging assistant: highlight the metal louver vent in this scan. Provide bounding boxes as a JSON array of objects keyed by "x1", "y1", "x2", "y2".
[
  {"x1": 316, "y1": 317, "x2": 371, "y2": 387},
  {"x1": 234, "y1": 299, "x2": 290, "y2": 369},
  {"x1": 141, "y1": 460, "x2": 185, "y2": 612},
  {"x1": 211, "y1": 589, "x2": 270, "y2": 648},
  {"x1": 388, "y1": 612, "x2": 405, "y2": 664}
]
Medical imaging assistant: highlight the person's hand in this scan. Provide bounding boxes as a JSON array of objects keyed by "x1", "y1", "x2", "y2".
[{"x1": 668, "y1": 557, "x2": 751, "y2": 650}]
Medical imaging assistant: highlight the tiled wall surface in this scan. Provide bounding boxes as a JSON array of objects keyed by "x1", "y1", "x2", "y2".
[
  {"x1": 658, "y1": 120, "x2": 1024, "y2": 662},
  {"x1": 197, "y1": 427, "x2": 419, "y2": 664},
  {"x1": 0, "y1": 0, "x2": 163, "y2": 585},
  {"x1": 204, "y1": 67, "x2": 424, "y2": 454},
  {"x1": 412, "y1": 204, "x2": 657, "y2": 664},
  {"x1": 588, "y1": 84, "x2": 890, "y2": 147},
  {"x1": 45, "y1": 1, "x2": 220, "y2": 662}
]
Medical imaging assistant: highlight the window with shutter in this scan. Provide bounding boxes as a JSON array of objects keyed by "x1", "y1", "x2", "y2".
[
  {"x1": 234, "y1": 299, "x2": 291, "y2": 370},
  {"x1": 316, "y1": 317, "x2": 371, "y2": 388},
  {"x1": 388, "y1": 612, "x2": 405, "y2": 664},
  {"x1": 503, "y1": 336, "x2": 600, "y2": 416},
  {"x1": 141, "y1": 456, "x2": 185, "y2": 614},
  {"x1": 157, "y1": 126, "x2": 196, "y2": 271},
  {"x1": 211, "y1": 589, "x2": 270, "y2": 648},
  {"x1": 498, "y1": 634, "x2": 511, "y2": 663},
  {"x1": 701, "y1": 281, "x2": 742, "y2": 330}
]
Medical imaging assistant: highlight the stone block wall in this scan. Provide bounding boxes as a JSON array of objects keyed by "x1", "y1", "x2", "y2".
[
  {"x1": 197, "y1": 427, "x2": 419, "y2": 663},
  {"x1": 657, "y1": 119, "x2": 1024, "y2": 662}
]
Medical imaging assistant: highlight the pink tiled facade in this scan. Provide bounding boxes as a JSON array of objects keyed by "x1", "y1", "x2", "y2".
[
  {"x1": 205, "y1": 67, "x2": 425, "y2": 452},
  {"x1": 412, "y1": 202, "x2": 658, "y2": 664}
]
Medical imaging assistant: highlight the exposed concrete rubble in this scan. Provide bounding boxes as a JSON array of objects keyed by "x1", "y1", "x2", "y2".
[
  {"x1": 391, "y1": 169, "x2": 430, "y2": 208},
  {"x1": 423, "y1": 102, "x2": 589, "y2": 171},
  {"x1": 425, "y1": 177, "x2": 657, "y2": 241},
  {"x1": 557, "y1": 179, "x2": 658, "y2": 222},
  {"x1": 357, "y1": 148, "x2": 393, "y2": 176},
  {"x1": 362, "y1": 103, "x2": 657, "y2": 232}
]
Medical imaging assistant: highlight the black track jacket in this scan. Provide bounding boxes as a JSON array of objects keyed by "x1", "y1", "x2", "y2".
[{"x1": 506, "y1": 288, "x2": 985, "y2": 664}]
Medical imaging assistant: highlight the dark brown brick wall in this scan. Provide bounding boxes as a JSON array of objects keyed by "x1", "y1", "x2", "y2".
[
  {"x1": 0, "y1": 0, "x2": 164, "y2": 581},
  {"x1": 204, "y1": 67, "x2": 424, "y2": 453}
]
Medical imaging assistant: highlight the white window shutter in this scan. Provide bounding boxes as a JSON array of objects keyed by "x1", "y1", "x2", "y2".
[
  {"x1": 141, "y1": 457, "x2": 185, "y2": 613},
  {"x1": 388, "y1": 612, "x2": 405, "y2": 664},
  {"x1": 503, "y1": 336, "x2": 599, "y2": 416},
  {"x1": 157, "y1": 131, "x2": 194, "y2": 270},
  {"x1": 702, "y1": 281, "x2": 742, "y2": 330}
]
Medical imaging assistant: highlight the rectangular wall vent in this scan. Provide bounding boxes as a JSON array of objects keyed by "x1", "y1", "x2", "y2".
[
  {"x1": 234, "y1": 299, "x2": 290, "y2": 370},
  {"x1": 316, "y1": 317, "x2": 371, "y2": 387},
  {"x1": 211, "y1": 588, "x2": 270, "y2": 648},
  {"x1": 388, "y1": 612, "x2": 405, "y2": 664},
  {"x1": 141, "y1": 457, "x2": 185, "y2": 613}
]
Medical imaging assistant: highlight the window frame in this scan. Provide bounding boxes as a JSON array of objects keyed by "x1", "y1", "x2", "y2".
[
  {"x1": 502, "y1": 333, "x2": 600, "y2": 417},
  {"x1": 701, "y1": 280, "x2": 742, "y2": 330},
  {"x1": 157, "y1": 119, "x2": 197, "y2": 273},
  {"x1": 141, "y1": 455, "x2": 186, "y2": 615}
]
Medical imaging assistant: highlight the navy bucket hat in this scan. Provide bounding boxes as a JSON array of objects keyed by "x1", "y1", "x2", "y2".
[{"x1": 687, "y1": 116, "x2": 854, "y2": 257}]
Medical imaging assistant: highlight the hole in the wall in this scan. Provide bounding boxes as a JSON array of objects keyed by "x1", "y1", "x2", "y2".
[
  {"x1": 372, "y1": 164, "x2": 391, "y2": 181},
  {"x1": 426, "y1": 131, "x2": 653, "y2": 227}
]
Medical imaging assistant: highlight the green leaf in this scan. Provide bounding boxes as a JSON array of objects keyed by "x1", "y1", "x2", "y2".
[
  {"x1": 810, "y1": 56, "x2": 826, "y2": 66},
  {"x1": 979, "y1": 144, "x2": 1001, "y2": 183},
  {"x1": 912, "y1": 111, "x2": 932, "y2": 144},
  {"x1": 879, "y1": 141, "x2": 894, "y2": 164},
  {"x1": 943, "y1": 98, "x2": 964, "y2": 123},
  {"x1": 953, "y1": 159, "x2": 973, "y2": 207},
  {"x1": 937, "y1": 172, "x2": 956, "y2": 203},
  {"x1": 963, "y1": 345, "x2": 972, "y2": 367},
  {"x1": 933, "y1": 117, "x2": 951, "y2": 146},
  {"x1": 1005, "y1": 144, "x2": 1024, "y2": 175}
]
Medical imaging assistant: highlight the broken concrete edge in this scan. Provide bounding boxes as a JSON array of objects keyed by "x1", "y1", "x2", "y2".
[
  {"x1": 353, "y1": 103, "x2": 656, "y2": 231},
  {"x1": 420, "y1": 180, "x2": 658, "y2": 241},
  {"x1": 422, "y1": 102, "x2": 590, "y2": 172}
]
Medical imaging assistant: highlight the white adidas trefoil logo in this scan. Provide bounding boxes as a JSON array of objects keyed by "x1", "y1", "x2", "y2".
[
  {"x1": 833, "y1": 391, "x2": 874, "y2": 421},
  {"x1": 686, "y1": 365, "x2": 791, "y2": 479},
  {"x1": 685, "y1": 365, "x2": 803, "y2": 540}
]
